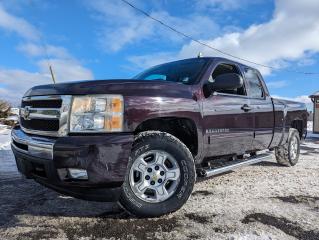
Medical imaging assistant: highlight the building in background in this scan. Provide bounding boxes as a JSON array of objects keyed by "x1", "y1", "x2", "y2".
[{"x1": 309, "y1": 91, "x2": 319, "y2": 133}]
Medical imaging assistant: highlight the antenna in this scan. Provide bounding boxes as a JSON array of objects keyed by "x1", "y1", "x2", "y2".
[
  {"x1": 42, "y1": 43, "x2": 56, "y2": 84},
  {"x1": 49, "y1": 65, "x2": 56, "y2": 84}
]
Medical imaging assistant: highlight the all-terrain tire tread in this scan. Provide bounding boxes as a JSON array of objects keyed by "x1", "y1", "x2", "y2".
[
  {"x1": 275, "y1": 129, "x2": 300, "y2": 167},
  {"x1": 118, "y1": 131, "x2": 196, "y2": 217}
]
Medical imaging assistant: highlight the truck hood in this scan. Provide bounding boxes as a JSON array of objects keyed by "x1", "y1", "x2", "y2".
[{"x1": 24, "y1": 79, "x2": 193, "y2": 98}]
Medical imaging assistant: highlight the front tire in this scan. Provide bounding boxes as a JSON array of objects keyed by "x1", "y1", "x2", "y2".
[
  {"x1": 275, "y1": 129, "x2": 300, "y2": 166},
  {"x1": 119, "y1": 131, "x2": 196, "y2": 217}
]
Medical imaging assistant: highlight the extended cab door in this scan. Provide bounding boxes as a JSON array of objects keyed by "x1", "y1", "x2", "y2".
[
  {"x1": 202, "y1": 62, "x2": 254, "y2": 157},
  {"x1": 243, "y1": 68, "x2": 274, "y2": 150}
]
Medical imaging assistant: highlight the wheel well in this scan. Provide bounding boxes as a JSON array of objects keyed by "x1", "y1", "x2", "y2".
[
  {"x1": 134, "y1": 117, "x2": 198, "y2": 156},
  {"x1": 291, "y1": 120, "x2": 303, "y2": 138}
]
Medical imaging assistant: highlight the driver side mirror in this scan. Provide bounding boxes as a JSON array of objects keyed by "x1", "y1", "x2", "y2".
[{"x1": 207, "y1": 73, "x2": 243, "y2": 92}]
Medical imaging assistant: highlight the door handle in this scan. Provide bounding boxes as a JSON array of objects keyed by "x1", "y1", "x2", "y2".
[{"x1": 241, "y1": 104, "x2": 252, "y2": 112}]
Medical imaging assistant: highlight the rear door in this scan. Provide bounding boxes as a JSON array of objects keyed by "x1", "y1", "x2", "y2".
[
  {"x1": 243, "y1": 68, "x2": 274, "y2": 150},
  {"x1": 202, "y1": 62, "x2": 254, "y2": 157}
]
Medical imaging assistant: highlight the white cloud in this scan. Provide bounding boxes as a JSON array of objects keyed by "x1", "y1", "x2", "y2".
[
  {"x1": 2, "y1": 46, "x2": 94, "y2": 104},
  {"x1": 0, "y1": 3, "x2": 40, "y2": 41},
  {"x1": 297, "y1": 57, "x2": 316, "y2": 67},
  {"x1": 180, "y1": 0, "x2": 319, "y2": 74},
  {"x1": 17, "y1": 43, "x2": 71, "y2": 59},
  {"x1": 87, "y1": 0, "x2": 220, "y2": 52},
  {"x1": 129, "y1": 0, "x2": 319, "y2": 76},
  {"x1": 0, "y1": 59, "x2": 93, "y2": 106},
  {"x1": 196, "y1": 0, "x2": 255, "y2": 11},
  {"x1": 266, "y1": 80, "x2": 288, "y2": 89},
  {"x1": 37, "y1": 59, "x2": 93, "y2": 82},
  {"x1": 127, "y1": 52, "x2": 177, "y2": 70},
  {"x1": 0, "y1": 68, "x2": 50, "y2": 105},
  {"x1": 0, "y1": 4, "x2": 94, "y2": 105},
  {"x1": 293, "y1": 95, "x2": 313, "y2": 104}
]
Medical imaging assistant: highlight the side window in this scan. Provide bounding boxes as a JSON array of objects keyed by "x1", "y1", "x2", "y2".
[
  {"x1": 210, "y1": 63, "x2": 246, "y2": 95},
  {"x1": 244, "y1": 68, "x2": 264, "y2": 98}
]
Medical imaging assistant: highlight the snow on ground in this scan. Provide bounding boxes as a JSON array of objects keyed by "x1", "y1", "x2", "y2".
[
  {"x1": 308, "y1": 121, "x2": 313, "y2": 131},
  {"x1": 0, "y1": 123, "x2": 8, "y2": 130},
  {"x1": 0, "y1": 126, "x2": 19, "y2": 180},
  {"x1": 0, "y1": 125, "x2": 318, "y2": 239},
  {"x1": 0, "y1": 127, "x2": 11, "y2": 150},
  {"x1": 10, "y1": 108, "x2": 19, "y2": 116},
  {"x1": 307, "y1": 121, "x2": 319, "y2": 139}
]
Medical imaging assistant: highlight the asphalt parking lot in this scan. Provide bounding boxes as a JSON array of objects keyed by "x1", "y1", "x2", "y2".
[{"x1": 0, "y1": 129, "x2": 318, "y2": 240}]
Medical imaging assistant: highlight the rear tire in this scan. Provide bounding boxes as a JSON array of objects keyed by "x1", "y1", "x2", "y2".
[
  {"x1": 119, "y1": 131, "x2": 196, "y2": 217},
  {"x1": 275, "y1": 129, "x2": 300, "y2": 166}
]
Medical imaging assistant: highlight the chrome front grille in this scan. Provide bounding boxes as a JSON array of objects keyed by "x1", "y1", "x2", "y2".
[{"x1": 20, "y1": 95, "x2": 72, "y2": 137}]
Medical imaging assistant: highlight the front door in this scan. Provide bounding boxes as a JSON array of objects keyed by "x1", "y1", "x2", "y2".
[{"x1": 202, "y1": 63, "x2": 254, "y2": 157}]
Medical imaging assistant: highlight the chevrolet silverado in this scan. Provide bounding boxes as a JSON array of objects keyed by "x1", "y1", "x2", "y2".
[{"x1": 11, "y1": 57, "x2": 307, "y2": 217}]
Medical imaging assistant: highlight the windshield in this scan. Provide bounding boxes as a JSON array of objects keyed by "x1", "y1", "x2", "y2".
[{"x1": 133, "y1": 58, "x2": 209, "y2": 85}]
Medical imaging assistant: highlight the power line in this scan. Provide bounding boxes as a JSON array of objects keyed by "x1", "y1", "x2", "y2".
[{"x1": 120, "y1": 0, "x2": 319, "y2": 75}]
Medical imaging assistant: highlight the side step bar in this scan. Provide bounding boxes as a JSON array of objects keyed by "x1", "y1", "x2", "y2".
[{"x1": 200, "y1": 153, "x2": 272, "y2": 178}]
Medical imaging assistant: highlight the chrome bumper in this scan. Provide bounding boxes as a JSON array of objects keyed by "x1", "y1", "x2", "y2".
[{"x1": 11, "y1": 128, "x2": 55, "y2": 160}]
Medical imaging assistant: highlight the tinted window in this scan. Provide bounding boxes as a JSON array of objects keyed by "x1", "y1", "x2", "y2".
[
  {"x1": 245, "y1": 69, "x2": 264, "y2": 98},
  {"x1": 211, "y1": 63, "x2": 246, "y2": 96},
  {"x1": 133, "y1": 58, "x2": 208, "y2": 85}
]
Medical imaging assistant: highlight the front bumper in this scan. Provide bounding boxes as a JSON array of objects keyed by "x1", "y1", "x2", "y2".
[{"x1": 11, "y1": 127, "x2": 134, "y2": 201}]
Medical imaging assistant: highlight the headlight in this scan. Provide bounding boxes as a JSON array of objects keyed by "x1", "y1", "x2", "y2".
[{"x1": 70, "y1": 95, "x2": 124, "y2": 132}]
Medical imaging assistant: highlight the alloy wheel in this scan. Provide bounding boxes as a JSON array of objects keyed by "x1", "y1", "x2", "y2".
[{"x1": 129, "y1": 150, "x2": 181, "y2": 203}]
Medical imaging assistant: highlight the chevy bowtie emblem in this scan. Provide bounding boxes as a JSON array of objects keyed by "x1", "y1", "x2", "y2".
[{"x1": 21, "y1": 106, "x2": 31, "y2": 120}]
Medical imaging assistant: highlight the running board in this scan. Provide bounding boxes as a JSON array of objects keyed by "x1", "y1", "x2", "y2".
[{"x1": 200, "y1": 153, "x2": 272, "y2": 178}]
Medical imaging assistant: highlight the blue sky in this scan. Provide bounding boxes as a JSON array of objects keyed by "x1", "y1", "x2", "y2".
[{"x1": 0, "y1": 0, "x2": 318, "y2": 108}]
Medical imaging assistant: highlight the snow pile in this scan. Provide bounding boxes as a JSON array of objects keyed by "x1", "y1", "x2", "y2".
[
  {"x1": 307, "y1": 121, "x2": 319, "y2": 138},
  {"x1": 10, "y1": 108, "x2": 19, "y2": 116},
  {"x1": 5, "y1": 115, "x2": 18, "y2": 121},
  {"x1": 0, "y1": 127, "x2": 11, "y2": 150},
  {"x1": 0, "y1": 126, "x2": 19, "y2": 178}
]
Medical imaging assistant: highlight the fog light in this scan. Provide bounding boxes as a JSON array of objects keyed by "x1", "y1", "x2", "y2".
[{"x1": 67, "y1": 168, "x2": 88, "y2": 180}]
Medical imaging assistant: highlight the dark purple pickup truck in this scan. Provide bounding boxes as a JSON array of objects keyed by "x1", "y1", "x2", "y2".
[{"x1": 12, "y1": 57, "x2": 307, "y2": 217}]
